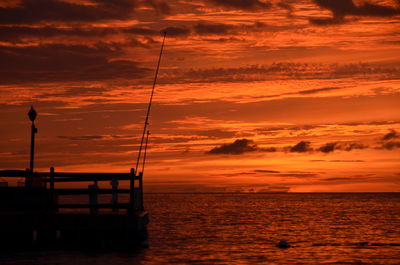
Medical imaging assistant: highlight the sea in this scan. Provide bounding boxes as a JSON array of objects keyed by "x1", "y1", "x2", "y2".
[{"x1": 1, "y1": 193, "x2": 399, "y2": 265}]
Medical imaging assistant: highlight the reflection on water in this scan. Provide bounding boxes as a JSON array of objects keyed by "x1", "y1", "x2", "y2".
[{"x1": 1, "y1": 193, "x2": 400, "y2": 264}]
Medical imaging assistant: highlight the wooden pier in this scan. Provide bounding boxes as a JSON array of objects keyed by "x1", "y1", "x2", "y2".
[{"x1": 0, "y1": 168, "x2": 149, "y2": 251}]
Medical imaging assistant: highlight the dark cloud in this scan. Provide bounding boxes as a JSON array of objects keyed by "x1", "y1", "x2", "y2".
[
  {"x1": 329, "y1": 160, "x2": 365, "y2": 162},
  {"x1": 319, "y1": 142, "x2": 337, "y2": 153},
  {"x1": 163, "y1": 63, "x2": 400, "y2": 84},
  {"x1": 195, "y1": 129, "x2": 236, "y2": 138},
  {"x1": 125, "y1": 27, "x2": 159, "y2": 36},
  {"x1": 204, "y1": 0, "x2": 272, "y2": 11},
  {"x1": 145, "y1": 0, "x2": 171, "y2": 15},
  {"x1": 298, "y1": 87, "x2": 342, "y2": 95},
  {"x1": 0, "y1": 0, "x2": 135, "y2": 24},
  {"x1": 254, "y1": 170, "x2": 280, "y2": 173},
  {"x1": 340, "y1": 120, "x2": 400, "y2": 126},
  {"x1": 0, "y1": 20, "x2": 287, "y2": 47},
  {"x1": 58, "y1": 135, "x2": 104, "y2": 141},
  {"x1": 382, "y1": 129, "x2": 399, "y2": 140},
  {"x1": 0, "y1": 0, "x2": 170, "y2": 25},
  {"x1": 278, "y1": 172, "x2": 318, "y2": 178},
  {"x1": 162, "y1": 26, "x2": 191, "y2": 37},
  {"x1": 318, "y1": 141, "x2": 368, "y2": 153},
  {"x1": 245, "y1": 170, "x2": 316, "y2": 178},
  {"x1": 0, "y1": 44, "x2": 149, "y2": 84},
  {"x1": 0, "y1": 21, "x2": 276, "y2": 45},
  {"x1": 290, "y1": 141, "x2": 312, "y2": 153},
  {"x1": 0, "y1": 26, "x2": 114, "y2": 43},
  {"x1": 311, "y1": 0, "x2": 400, "y2": 25},
  {"x1": 194, "y1": 22, "x2": 234, "y2": 35},
  {"x1": 277, "y1": 1, "x2": 293, "y2": 16},
  {"x1": 342, "y1": 142, "x2": 367, "y2": 151},
  {"x1": 0, "y1": 25, "x2": 166, "y2": 44},
  {"x1": 380, "y1": 141, "x2": 400, "y2": 150},
  {"x1": 207, "y1": 139, "x2": 257, "y2": 154},
  {"x1": 309, "y1": 17, "x2": 346, "y2": 26},
  {"x1": 322, "y1": 177, "x2": 354, "y2": 181}
]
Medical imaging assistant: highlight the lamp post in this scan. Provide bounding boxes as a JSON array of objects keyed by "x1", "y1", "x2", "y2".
[{"x1": 28, "y1": 106, "x2": 37, "y2": 173}]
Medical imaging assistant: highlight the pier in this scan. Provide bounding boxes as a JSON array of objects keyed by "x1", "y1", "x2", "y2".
[{"x1": 0, "y1": 168, "x2": 148, "y2": 250}]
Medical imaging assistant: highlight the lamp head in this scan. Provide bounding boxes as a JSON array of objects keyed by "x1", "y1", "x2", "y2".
[{"x1": 28, "y1": 106, "x2": 37, "y2": 122}]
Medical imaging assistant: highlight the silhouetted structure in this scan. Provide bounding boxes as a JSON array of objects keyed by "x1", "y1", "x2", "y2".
[
  {"x1": 0, "y1": 107, "x2": 149, "y2": 250},
  {"x1": 0, "y1": 168, "x2": 147, "y2": 250},
  {"x1": 0, "y1": 33, "x2": 167, "y2": 251}
]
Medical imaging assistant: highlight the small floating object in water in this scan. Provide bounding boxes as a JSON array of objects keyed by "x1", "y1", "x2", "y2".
[{"x1": 276, "y1": 240, "x2": 291, "y2": 248}]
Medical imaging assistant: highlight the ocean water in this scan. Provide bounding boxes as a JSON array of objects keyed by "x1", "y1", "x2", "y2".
[{"x1": 1, "y1": 193, "x2": 399, "y2": 265}]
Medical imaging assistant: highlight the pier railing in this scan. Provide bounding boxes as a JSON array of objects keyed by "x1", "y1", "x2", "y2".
[{"x1": 0, "y1": 168, "x2": 144, "y2": 214}]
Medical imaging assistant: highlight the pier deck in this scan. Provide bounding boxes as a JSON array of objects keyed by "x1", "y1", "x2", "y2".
[{"x1": 0, "y1": 169, "x2": 148, "y2": 251}]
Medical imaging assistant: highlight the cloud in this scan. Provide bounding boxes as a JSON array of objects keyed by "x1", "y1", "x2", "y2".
[
  {"x1": 163, "y1": 63, "x2": 400, "y2": 84},
  {"x1": 340, "y1": 121, "x2": 400, "y2": 126},
  {"x1": 319, "y1": 142, "x2": 337, "y2": 153},
  {"x1": 380, "y1": 141, "x2": 400, "y2": 150},
  {"x1": 311, "y1": 0, "x2": 400, "y2": 25},
  {"x1": 207, "y1": 138, "x2": 257, "y2": 154},
  {"x1": 254, "y1": 170, "x2": 281, "y2": 173},
  {"x1": 162, "y1": 26, "x2": 191, "y2": 37},
  {"x1": 0, "y1": 44, "x2": 149, "y2": 84},
  {"x1": 277, "y1": 1, "x2": 294, "y2": 17},
  {"x1": 0, "y1": 0, "x2": 170, "y2": 25},
  {"x1": 329, "y1": 160, "x2": 365, "y2": 162},
  {"x1": 195, "y1": 129, "x2": 236, "y2": 138},
  {"x1": 318, "y1": 141, "x2": 368, "y2": 153},
  {"x1": 298, "y1": 87, "x2": 342, "y2": 95},
  {"x1": 249, "y1": 170, "x2": 317, "y2": 178},
  {"x1": 342, "y1": 142, "x2": 367, "y2": 151},
  {"x1": 145, "y1": 0, "x2": 171, "y2": 15},
  {"x1": 190, "y1": 21, "x2": 272, "y2": 37},
  {"x1": 0, "y1": 0, "x2": 134, "y2": 24},
  {"x1": 290, "y1": 141, "x2": 312, "y2": 153},
  {"x1": 204, "y1": 0, "x2": 272, "y2": 11},
  {"x1": 322, "y1": 177, "x2": 354, "y2": 181},
  {"x1": 278, "y1": 172, "x2": 318, "y2": 178},
  {"x1": 382, "y1": 129, "x2": 399, "y2": 140},
  {"x1": 290, "y1": 140, "x2": 367, "y2": 154},
  {"x1": 58, "y1": 135, "x2": 104, "y2": 141},
  {"x1": 194, "y1": 22, "x2": 235, "y2": 35}
]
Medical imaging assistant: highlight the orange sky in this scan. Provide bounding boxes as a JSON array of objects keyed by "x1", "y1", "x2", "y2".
[{"x1": 0, "y1": 0, "x2": 399, "y2": 192}]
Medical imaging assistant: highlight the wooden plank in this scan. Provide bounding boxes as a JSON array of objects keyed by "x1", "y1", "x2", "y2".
[
  {"x1": 0, "y1": 170, "x2": 136, "y2": 181},
  {"x1": 41, "y1": 172, "x2": 131, "y2": 178},
  {"x1": 0, "y1": 170, "x2": 26, "y2": 177},
  {"x1": 55, "y1": 188, "x2": 130, "y2": 195},
  {"x1": 44, "y1": 175, "x2": 134, "y2": 182},
  {"x1": 55, "y1": 203, "x2": 130, "y2": 209}
]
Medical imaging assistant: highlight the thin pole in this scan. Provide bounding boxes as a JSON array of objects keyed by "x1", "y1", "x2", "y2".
[
  {"x1": 135, "y1": 31, "x2": 166, "y2": 173},
  {"x1": 30, "y1": 122, "x2": 36, "y2": 172},
  {"x1": 141, "y1": 130, "x2": 150, "y2": 174}
]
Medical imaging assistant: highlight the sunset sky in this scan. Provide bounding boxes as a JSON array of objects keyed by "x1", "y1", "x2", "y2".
[{"x1": 0, "y1": 0, "x2": 399, "y2": 192}]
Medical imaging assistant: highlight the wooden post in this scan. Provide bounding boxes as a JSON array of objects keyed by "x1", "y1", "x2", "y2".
[
  {"x1": 111, "y1": 177, "x2": 119, "y2": 212},
  {"x1": 25, "y1": 168, "x2": 31, "y2": 188},
  {"x1": 139, "y1": 172, "x2": 144, "y2": 211},
  {"x1": 50, "y1": 167, "x2": 55, "y2": 213},
  {"x1": 50, "y1": 167, "x2": 55, "y2": 191},
  {"x1": 129, "y1": 168, "x2": 135, "y2": 214},
  {"x1": 89, "y1": 183, "x2": 98, "y2": 214}
]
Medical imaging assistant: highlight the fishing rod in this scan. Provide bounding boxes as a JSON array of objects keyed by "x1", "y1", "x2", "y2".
[
  {"x1": 141, "y1": 130, "x2": 150, "y2": 175},
  {"x1": 135, "y1": 31, "x2": 167, "y2": 173}
]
